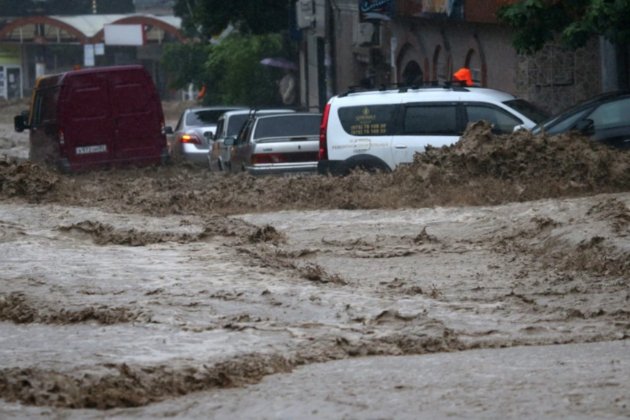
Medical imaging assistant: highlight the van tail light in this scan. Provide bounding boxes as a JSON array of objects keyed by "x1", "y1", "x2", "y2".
[
  {"x1": 181, "y1": 133, "x2": 202, "y2": 145},
  {"x1": 318, "y1": 103, "x2": 331, "y2": 161},
  {"x1": 58, "y1": 129, "x2": 65, "y2": 145}
]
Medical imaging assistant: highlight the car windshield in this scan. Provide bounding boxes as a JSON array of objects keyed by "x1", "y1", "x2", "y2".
[
  {"x1": 254, "y1": 115, "x2": 322, "y2": 140},
  {"x1": 186, "y1": 109, "x2": 231, "y2": 126},
  {"x1": 503, "y1": 99, "x2": 549, "y2": 124},
  {"x1": 532, "y1": 92, "x2": 630, "y2": 133}
]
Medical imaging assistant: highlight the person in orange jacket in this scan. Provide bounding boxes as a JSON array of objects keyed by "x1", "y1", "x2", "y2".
[
  {"x1": 453, "y1": 67, "x2": 474, "y2": 86},
  {"x1": 196, "y1": 83, "x2": 207, "y2": 101}
]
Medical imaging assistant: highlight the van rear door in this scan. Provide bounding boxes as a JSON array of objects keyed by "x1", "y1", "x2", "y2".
[
  {"x1": 110, "y1": 69, "x2": 164, "y2": 165},
  {"x1": 61, "y1": 74, "x2": 115, "y2": 169}
]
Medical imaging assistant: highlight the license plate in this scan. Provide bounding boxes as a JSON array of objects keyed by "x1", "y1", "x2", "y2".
[{"x1": 76, "y1": 145, "x2": 107, "y2": 155}]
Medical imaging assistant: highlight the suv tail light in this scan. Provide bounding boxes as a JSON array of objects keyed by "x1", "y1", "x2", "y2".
[
  {"x1": 181, "y1": 133, "x2": 202, "y2": 145},
  {"x1": 318, "y1": 103, "x2": 331, "y2": 161}
]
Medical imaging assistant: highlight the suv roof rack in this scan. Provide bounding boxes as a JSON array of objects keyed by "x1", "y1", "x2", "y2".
[{"x1": 339, "y1": 81, "x2": 472, "y2": 97}]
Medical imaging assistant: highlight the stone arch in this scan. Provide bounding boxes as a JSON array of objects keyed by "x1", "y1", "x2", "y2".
[
  {"x1": 0, "y1": 16, "x2": 89, "y2": 44},
  {"x1": 433, "y1": 45, "x2": 451, "y2": 83},
  {"x1": 466, "y1": 34, "x2": 487, "y2": 86},
  {"x1": 91, "y1": 16, "x2": 184, "y2": 43}
]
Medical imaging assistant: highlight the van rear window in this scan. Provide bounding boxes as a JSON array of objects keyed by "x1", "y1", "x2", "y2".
[{"x1": 337, "y1": 105, "x2": 397, "y2": 136}]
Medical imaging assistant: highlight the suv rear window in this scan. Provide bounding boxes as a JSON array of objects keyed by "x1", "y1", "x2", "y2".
[{"x1": 338, "y1": 105, "x2": 397, "y2": 136}]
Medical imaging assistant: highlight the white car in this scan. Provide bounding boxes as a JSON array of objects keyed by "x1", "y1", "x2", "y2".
[
  {"x1": 318, "y1": 86, "x2": 549, "y2": 175},
  {"x1": 169, "y1": 106, "x2": 246, "y2": 165}
]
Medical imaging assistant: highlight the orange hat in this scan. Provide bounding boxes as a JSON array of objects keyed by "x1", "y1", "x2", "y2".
[{"x1": 453, "y1": 67, "x2": 473, "y2": 86}]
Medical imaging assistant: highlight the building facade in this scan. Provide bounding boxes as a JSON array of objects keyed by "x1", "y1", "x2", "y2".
[
  {"x1": 298, "y1": 0, "x2": 619, "y2": 115},
  {"x1": 0, "y1": 13, "x2": 183, "y2": 100}
]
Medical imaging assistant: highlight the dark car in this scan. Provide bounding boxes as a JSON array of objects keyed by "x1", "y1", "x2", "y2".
[{"x1": 532, "y1": 91, "x2": 630, "y2": 149}]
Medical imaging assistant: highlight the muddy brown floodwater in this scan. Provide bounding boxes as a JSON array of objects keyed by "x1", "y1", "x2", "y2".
[{"x1": 0, "y1": 99, "x2": 629, "y2": 418}]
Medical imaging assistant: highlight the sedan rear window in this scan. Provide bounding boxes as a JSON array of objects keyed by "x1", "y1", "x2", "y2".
[
  {"x1": 186, "y1": 110, "x2": 230, "y2": 126},
  {"x1": 254, "y1": 115, "x2": 321, "y2": 140}
]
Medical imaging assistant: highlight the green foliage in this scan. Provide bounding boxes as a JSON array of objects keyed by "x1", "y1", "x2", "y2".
[
  {"x1": 162, "y1": 33, "x2": 288, "y2": 106},
  {"x1": 204, "y1": 33, "x2": 286, "y2": 106},
  {"x1": 498, "y1": 0, "x2": 630, "y2": 54},
  {"x1": 162, "y1": 43, "x2": 212, "y2": 89},
  {"x1": 174, "y1": 0, "x2": 290, "y2": 38}
]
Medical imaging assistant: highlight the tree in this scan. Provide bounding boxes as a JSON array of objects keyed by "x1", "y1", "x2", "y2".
[
  {"x1": 162, "y1": 42, "x2": 211, "y2": 90},
  {"x1": 174, "y1": 0, "x2": 290, "y2": 38},
  {"x1": 204, "y1": 33, "x2": 286, "y2": 106},
  {"x1": 498, "y1": 0, "x2": 630, "y2": 54}
]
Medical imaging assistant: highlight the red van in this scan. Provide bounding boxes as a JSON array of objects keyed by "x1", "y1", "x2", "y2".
[{"x1": 14, "y1": 65, "x2": 169, "y2": 172}]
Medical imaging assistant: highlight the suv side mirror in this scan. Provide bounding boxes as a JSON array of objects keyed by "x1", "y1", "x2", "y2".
[
  {"x1": 163, "y1": 125, "x2": 174, "y2": 135},
  {"x1": 575, "y1": 118, "x2": 594, "y2": 135},
  {"x1": 14, "y1": 111, "x2": 30, "y2": 132}
]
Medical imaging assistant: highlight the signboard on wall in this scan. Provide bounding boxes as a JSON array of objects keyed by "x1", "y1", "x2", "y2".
[
  {"x1": 396, "y1": 0, "x2": 463, "y2": 19},
  {"x1": 359, "y1": 0, "x2": 395, "y2": 21},
  {"x1": 104, "y1": 24, "x2": 145, "y2": 46}
]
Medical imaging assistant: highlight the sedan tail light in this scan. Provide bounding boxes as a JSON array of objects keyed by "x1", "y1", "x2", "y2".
[
  {"x1": 252, "y1": 153, "x2": 288, "y2": 164},
  {"x1": 181, "y1": 134, "x2": 202, "y2": 145}
]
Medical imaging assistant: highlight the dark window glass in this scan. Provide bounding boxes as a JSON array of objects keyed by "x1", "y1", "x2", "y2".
[
  {"x1": 31, "y1": 88, "x2": 60, "y2": 126},
  {"x1": 403, "y1": 104, "x2": 457, "y2": 135},
  {"x1": 227, "y1": 114, "x2": 250, "y2": 136},
  {"x1": 466, "y1": 104, "x2": 522, "y2": 134},
  {"x1": 338, "y1": 105, "x2": 397, "y2": 136},
  {"x1": 186, "y1": 109, "x2": 232, "y2": 126},
  {"x1": 254, "y1": 115, "x2": 322, "y2": 140},
  {"x1": 588, "y1": 98, "x2": 630, "y2": 129},
  {"x1": 544, "y1": 109, "x2": 591, "y2": 134},
  {"x1": 503, "y1": 99, "x2": 549, "y2": 124}
]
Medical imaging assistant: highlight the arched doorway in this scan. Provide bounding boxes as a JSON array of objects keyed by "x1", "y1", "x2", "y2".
[
  {"x1": 401, "y1": 60, "x2": 423, "y2": 85},
  {"x1": 465, "y1": 48, "x2": 484, "y2": 86}
]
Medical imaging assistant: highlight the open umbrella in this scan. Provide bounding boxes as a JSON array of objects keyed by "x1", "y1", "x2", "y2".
[{"x1": 260, "y1": 57, "x2": 298, "y2": 71}]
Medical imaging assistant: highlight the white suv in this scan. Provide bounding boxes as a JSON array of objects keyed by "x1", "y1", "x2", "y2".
[{"x1": 317, "y1": 86, "x2": 548, "y2": 175}]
